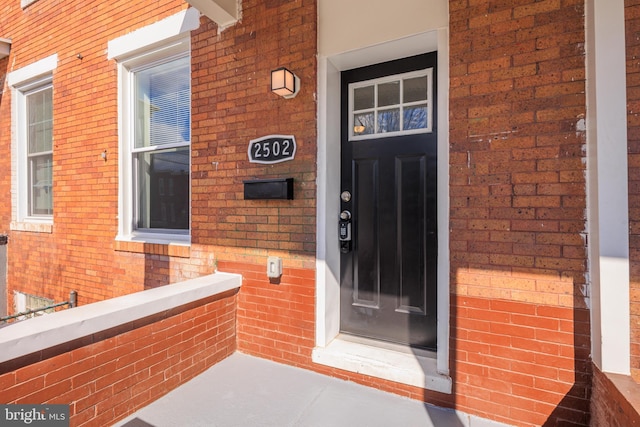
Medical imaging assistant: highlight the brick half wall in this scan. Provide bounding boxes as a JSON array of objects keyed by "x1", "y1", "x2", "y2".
[
  {"x1": 0, "y1": 275, "x2": 240, "y2": 427},
  {"x1": 591, "y1": 364, "x2": 640, "y2": 427}
]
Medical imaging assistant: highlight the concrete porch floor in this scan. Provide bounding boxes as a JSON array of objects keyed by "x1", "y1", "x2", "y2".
[{"x1": 113, "y1": 352, "x2": 511, "y2": 427}]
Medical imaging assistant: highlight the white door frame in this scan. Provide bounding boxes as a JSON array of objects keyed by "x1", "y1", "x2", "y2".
[{"x1": 314, "y1": 29, "x2": 452, "y2": 393}]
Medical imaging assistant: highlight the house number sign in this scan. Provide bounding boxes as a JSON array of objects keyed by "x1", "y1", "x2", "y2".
[{"x1": 248, "y1": 135, "x2": 296, "y2": 164}]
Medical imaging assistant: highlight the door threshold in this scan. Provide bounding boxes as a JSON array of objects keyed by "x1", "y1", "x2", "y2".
[
  {"x1": 312, "y1": 334, "x2": 452, "y2": 394},
  {"x1": 337, "y1": 334, "x2": 437, "y2": 358}
]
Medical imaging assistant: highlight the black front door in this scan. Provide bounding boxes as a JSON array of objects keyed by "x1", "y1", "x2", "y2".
[{"x1": 340, "y1": 53, "x2": 438, "y2": 350}]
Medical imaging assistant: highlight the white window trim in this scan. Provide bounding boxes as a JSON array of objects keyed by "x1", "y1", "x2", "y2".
[
  {"x1": 109, "y1": 10, "x2": 198, "y2": 246},
  {"x1": 107, "y1": 8, "x2": 200, "y2": 62},
  {"x1": 8, "y1": 54, "x2": 58, "y2": 233},
  {"x1": 314, "y1": 29, "x2": 451, "y2": 394}
]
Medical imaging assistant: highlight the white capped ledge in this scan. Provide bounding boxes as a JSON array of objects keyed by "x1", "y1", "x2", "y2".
[
  {"x1": 107, "y1": 8, "x2": 200, "y2": 61},
  {"x1": 7, "y1": 53, "x2": 57, "y2": 87},
  {"x1": 0, "y1": 272, "x2": 241, "y2": 364}
]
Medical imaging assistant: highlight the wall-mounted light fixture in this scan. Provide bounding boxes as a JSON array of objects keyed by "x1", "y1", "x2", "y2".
[{"x1": 271, "y1": 67, "x2": 300, "y2": 99}]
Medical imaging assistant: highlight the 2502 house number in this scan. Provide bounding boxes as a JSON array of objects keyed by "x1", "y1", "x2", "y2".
[{"x1": 248, "y1": 135, "x2": 296, "y2": 164}]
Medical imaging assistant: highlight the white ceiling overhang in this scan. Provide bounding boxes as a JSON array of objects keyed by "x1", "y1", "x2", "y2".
[
  {"x1": 186, "y1": 0, "x2": 239, "y2": 29},
  {"x1": 0, "y1": 38, "x2": 11, "y2": 60}
]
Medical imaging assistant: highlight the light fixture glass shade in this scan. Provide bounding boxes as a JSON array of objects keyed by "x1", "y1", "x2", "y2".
[{"x1": 271, "y1": 67, "x2": 299, "y2": 98}]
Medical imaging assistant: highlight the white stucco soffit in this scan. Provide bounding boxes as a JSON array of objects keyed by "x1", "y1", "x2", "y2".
[{"x1": 186, "y1": 0, "x2": 239, "y2": 29}]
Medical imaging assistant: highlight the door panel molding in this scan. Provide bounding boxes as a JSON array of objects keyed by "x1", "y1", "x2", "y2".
[
  {"x1": 396, "y1": 154, "x2": 427, "y2": 316},
  {"x1": 352, "y1": 158, "x2": 380, "y2": 308}
]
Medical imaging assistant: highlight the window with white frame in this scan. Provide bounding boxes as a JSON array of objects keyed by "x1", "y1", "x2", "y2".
[
  {"x1": 24, "y1": 84, "x2": 54, "y2": 217},
  {"x1": 116, "y1": 39, "x2": 191, "y2": 242},
  {"x1": 8, "y1": 54, "x2": 58, "y2": 231}
]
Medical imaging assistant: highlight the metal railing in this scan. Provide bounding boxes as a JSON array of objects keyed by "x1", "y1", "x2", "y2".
[{"x1": 0, "y1": 291, "x2": 77, "y2": 325}]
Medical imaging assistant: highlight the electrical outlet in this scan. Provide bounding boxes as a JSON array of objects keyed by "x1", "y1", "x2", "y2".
[{"x1": 267, "y1": 256, "x2": 283, "y2": 279}]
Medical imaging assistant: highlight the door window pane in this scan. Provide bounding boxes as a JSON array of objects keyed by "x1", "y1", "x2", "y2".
[
  {"x1": 354, "y1": 86, "x2": 374, "y2": 111},
  {"x1": 403, "y1": 76, "x2": 428, "y2": 103},
  {"x1": 353, "y1": 112, "x2": 375, "y2": 136},
  {"x1": 377, "y1": 109, "x2": 400, "y2": 133},
  {"x1": 378, "y1": 81, "x2": 400, "y2": 107},
  {"x1": 404, "y1": 105, "x2": 428, "y2": 130}
]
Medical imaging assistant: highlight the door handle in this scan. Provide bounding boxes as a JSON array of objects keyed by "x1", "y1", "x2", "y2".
[{"x1": 339, "y1": 210, "x2": 352, "y2": 253}]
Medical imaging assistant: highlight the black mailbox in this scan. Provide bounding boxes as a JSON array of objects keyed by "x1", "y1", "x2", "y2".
[{"x1": 243, "y1": 178, "x2": 294, "y2": 200}]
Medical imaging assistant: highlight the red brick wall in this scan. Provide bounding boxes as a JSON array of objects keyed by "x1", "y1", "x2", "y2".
[
  {"x1": 0, "y1": 0, "x2": 213, "y2": 312},
  {"x1": 189, "y1": 0, "x2": 317, "y2": 256},
  {"x1": 449, "y1": 0, "x2": 590, "y2": 425},
  {"x1": 1, "y1": 0, "x2": 320, "y2": 417},
  {"x1": 0, "y1": 289, "x2": 237, "y2": 427},
  {"x1": 221, "y1": 260, "x2": 316, "y2": 366},
  {"x1": 0, "y1": 0, "x2": 317, "y2": 310},
  {"x1": 189, "y1": 0, "x2": 318, "y2": 371},
  {"x1": 591, "y1": 365, "x2": 640, "y2": 427},
  {"x1": 232, "y1": 267, "x2": 592, "y2": 426},
  {"x1": 0, "y1": 0, "x2": 600, "y2": 425},
  {"x1": 453, "y1": 295, "x2": 590, "y2": 426},
  {"x1": 626, "y1": 0, "x2": 640, "y2": 383},
  {"x1": 0, "y1": 0, "x2": 232, "y2": 311}
]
